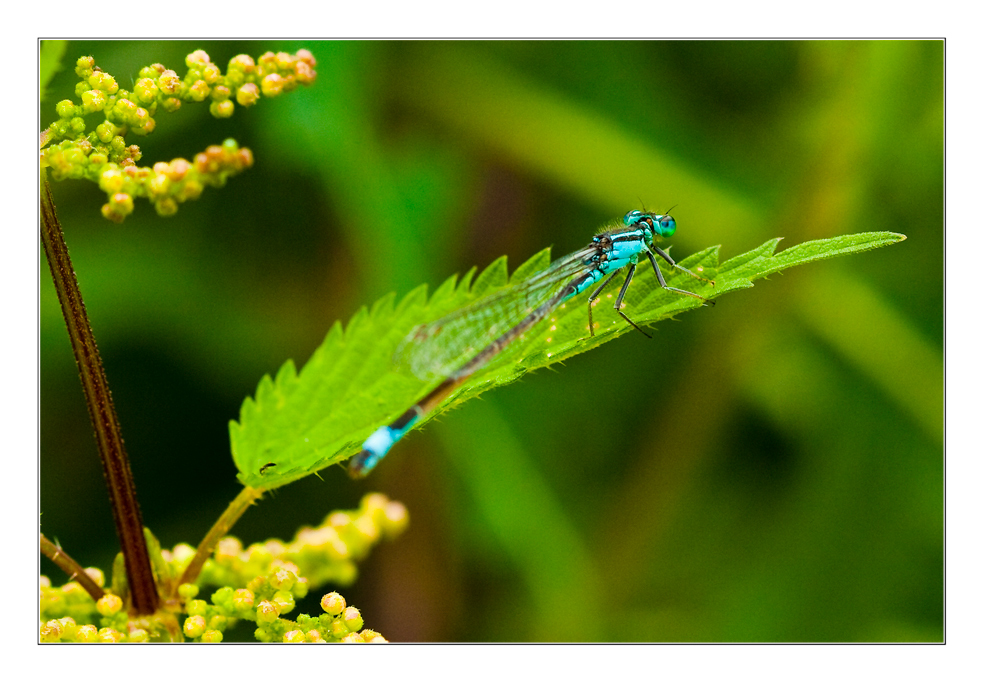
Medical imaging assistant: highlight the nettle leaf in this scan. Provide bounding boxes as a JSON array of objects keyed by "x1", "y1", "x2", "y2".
[{"x1": 231, "y1": 229, "x2": 905, "y2": 489}]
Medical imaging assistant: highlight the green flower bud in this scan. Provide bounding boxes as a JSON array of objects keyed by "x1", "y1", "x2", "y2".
[
  {"x1": 168, "y1": 543, "x2": 195, "y2": 566},
  {"x1": 180, "y1": 178, "x2": 203, "y2": 201},
  {"x1": 158, "y1": 70, "x2": 181, "y2": 95},
  {"x1": 237, "y1": 148, "x2": 255, "y2": 172},
  {"x1": 109, "y1": 192, "x2": 134, "y2": 215},
  {"x1": 134, "y1": 77, "x2": 159, "y2": 104},
  {"x1": 283, "y1": 629, "x2": 305, "y2": 643},
  {"x1": 160, "y1": 96, "x2": 182, "y2": 113},
  {"x1": 272, "y1": 590, "x2": 295, "y2": 614},
  {"x1": 211, "y1": 586, "x2": 234, "y2": 608},
  {"x1": 96, "y1": 593, "x2": 123, "y2": 616},
  {"x1": 257, "y1": 51, "x2": 278, "y2": 73},
  {"x1": 330, "y1": 617, "x2": 349, "y2": 639},
  {"x1": 321, "y1": 592, "x2": 346, "y2": 616},
  {"x1": 295, "y1": 60, "x2": 316, "y2": 85},
  {"x1": 89, "y1": 150, "x2": 109, "y2": 167},
  {"x1": 70, "y1": 117, "x2": 86, "y2": 134},
  {"x1": 98, "y1": 166, "x2": 124, "y2": 193},
  {"x1": 183, "y1": 615, "x2": 206, "y2": 638},
  {"x1": 100, "y1": 202, "x2": 125, "y2": 223},
  {"x1": 110, "y1": 135, "x2": 126, "y2": 155},
  {"x1": 203, "y1": 63, "x2": 221, "y2": 84},
  {"x1": 167, "y1": 158, "x2": 191, "y2": 181},
  {"x1": 188, "y1": 80, "x2": 210, "y2": 102},
  {"x1": 49, "y1": 119, "x2": 70, "y2": 141},
  {"x1": 200, "y1": 629, "x2": 223, "y2": 643},
  {"x1": 210, "y1": 84, "x2": 231, "y2": 101},
  {"x1": 75, "y1": 624, "x2": 98, "y2": 642},
  {"x1": 154, "y1": 196, "x2": 178, "y2": 216},
  {"x1": 232, "y1": 588, "x2": 255, "y2": 613},
  {"x1": 81, "y1": 90, "x2": 107, "y2": 114},
  {"x1": 363, "y1": 494, "x2": 386, "y2": 517},
  {"x1": 236, "y1": 83, "x2": 260, "y2": 107},
  {"x1": 58, "y1": 617, "x2": 79, "y2": 640},
  {"x1": 354, "y1": 514, "x2": 380, "y2": 543},
  {"x1": 382, "y1": 501, "x2": 409, "y2": 537},
  {"x1": 261, "y1": 73, "x2": 284, "y2": 97},
  {"x1": 56, "y1": 99, "x2": 77, "y2": 119},
  {"x1": 280, "y1": 74, "x2": 298, "y2": 92},
  {"x1": 75, "y1": 56, "x2": 95, "y2": 78},
  {"x1": 229, "y1": 54, "x2": 256, "y2": 74},
  {"x1": 342, "y1": 606, "x2": 363, "y2": 632},
  {"x1": 186, "y1": 599, "x2": 208, "y2": 616},
  {"x1": 255, "y1": 600, "x2": 279, "y2": 624},
  {"x1": 96, "y1": 121, "x2": 113, "y2": 144},
  {"x1": 178, "y1": 583, "x2": 199, "y2": 601},
  {"x1": 128, "y1": 629, "x2": 149, "y2": 642},
  {"x1": 306, "y1": 629, "x2": 325, "y2": 643},
  {"x1": 88, "y1": 71, "x2": 118, "y2": 94},
  {"x1": 296, "y1": 49, "x2": 316, "y2": 67},
  {"x1": 132, "y1": 116, "x2": 156, "y2": 136},
  {"x1": 209, "y1": 100, "x2": 234, "y2": 118},
  {"x1": 40, "y1": 620, "x2": 62, "y2": 642},
  {"x1": 194, "y1": 151, "x2": 214, "y2": 174},
  {"x1": 112, "y1": 97, "x2": 137, "y2": 123},
  {"x1": 137, "y1": 64, "x2": 163, "y2": 80},
  {"x1": 98, "y1": 628, "x2": 124, "y2": 642},
  {"x1": 293, "y1": 576, "x2": 309, "y2": 600},
  {"x1": 133, "y1": 106, "x2": 150, "y2": 126},
  {"x1": 186, "y1": 49, "x2": 211, "y2": 68},
  {"x1": 269, "y1": 567, "x2": 297, "y2": 591}
]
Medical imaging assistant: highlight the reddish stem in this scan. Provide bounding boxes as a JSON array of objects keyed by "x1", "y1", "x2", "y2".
[{"x1": 40, "y1": 175, "x2": 159, "y2": 615}]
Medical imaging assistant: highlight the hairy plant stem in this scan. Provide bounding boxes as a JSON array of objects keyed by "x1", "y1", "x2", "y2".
[
  {"x1": 40, "y1": 174, "x2": 159, "y2": 615},
  {"x1": 177, "y1": 485, "x2": 263, "y2": 591},
  {"x1": 40, "y1": 533, "x2": 106, "y2": 601}
]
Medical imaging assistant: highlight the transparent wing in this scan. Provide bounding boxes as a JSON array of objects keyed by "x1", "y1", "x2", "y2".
[{"x1": 397, "y1": 245, "x2": 598, "y2": 380}]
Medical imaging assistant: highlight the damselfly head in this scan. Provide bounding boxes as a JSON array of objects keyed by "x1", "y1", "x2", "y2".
[{"x1": 623, "y1": 209, "x2": 677, "y2": 239}]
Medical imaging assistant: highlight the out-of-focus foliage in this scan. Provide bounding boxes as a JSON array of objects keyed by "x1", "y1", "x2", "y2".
[{"x1": 40, "y1": 40, "x2": 942, "y2": 642}]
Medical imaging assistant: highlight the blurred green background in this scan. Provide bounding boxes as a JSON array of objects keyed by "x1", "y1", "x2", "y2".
[{"x1": 40, "y1": 40, "x2": 943, "y2": 642}]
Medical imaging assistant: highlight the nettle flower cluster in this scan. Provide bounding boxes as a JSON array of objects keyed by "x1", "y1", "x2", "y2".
[
  {"x1": 39, "y1": 494, "x2": 407, "y2": 643},
  {"x1": 198, "y1": 493, "x2": 410, "y2": 591},
  {"x1": 41, "y1": 49, "x2": 316, "y2": 222}
]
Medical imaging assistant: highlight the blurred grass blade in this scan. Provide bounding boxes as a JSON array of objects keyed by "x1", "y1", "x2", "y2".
[
  {"x1": 40, "y1": 40, "x2": 67, "y2": 105},
  {"x1": 796, "y1": 269, "x2": 942, "y2": 444},
  {"x1": 393, "y1": 46, "x2": 760, "y2": 248}
]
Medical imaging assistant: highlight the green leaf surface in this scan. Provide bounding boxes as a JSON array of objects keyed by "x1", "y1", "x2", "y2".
[
  {"x1": 39, "y1": 40, "x2": 68, "y2": 104},
  {"x1": 231, "y1": 229, "x2": 905, "y2": 489}
]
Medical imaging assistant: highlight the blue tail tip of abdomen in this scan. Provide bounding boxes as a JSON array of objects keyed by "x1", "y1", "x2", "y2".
[
  {"x1": 348, "y1": 427, "x2": 398, "y2": 478},
  {"x1": 347, "y1": 449, "x2": 377, "y2": 478}
]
